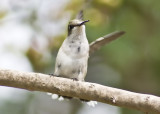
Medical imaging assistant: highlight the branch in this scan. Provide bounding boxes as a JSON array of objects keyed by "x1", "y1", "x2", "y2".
[{"x1": 0, "y1": 69, "x2": 160, "y2": 113}]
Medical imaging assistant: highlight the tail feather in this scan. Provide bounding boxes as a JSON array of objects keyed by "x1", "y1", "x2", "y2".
[
  {"x1": 47, "y1": 93, "x2": 97, "y2": 107},
  {"x1": 76, "y1": 10, "x2": 83, "y2": 20}
]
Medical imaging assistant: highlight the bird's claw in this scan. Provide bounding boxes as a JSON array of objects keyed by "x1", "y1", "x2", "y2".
[
  {"x1": 71, "y1": 78, "x2": 79, "y2": 81},
  {"x1": 48, "y1": 74, "x2": 59, "y2": 77}
]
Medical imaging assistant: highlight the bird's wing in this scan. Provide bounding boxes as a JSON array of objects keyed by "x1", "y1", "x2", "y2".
[{"x1": 89, "y1": 31, "x2": 125, "y2": 55}]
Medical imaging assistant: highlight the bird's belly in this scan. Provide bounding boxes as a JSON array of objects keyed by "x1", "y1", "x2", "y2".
[{"x1": 56, "y1": 50, "x2": 88, "y2": 79}]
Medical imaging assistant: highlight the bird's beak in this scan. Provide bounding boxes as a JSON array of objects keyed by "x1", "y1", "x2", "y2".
[{"x1": 79, "y1": 20, "x2": 89, "y2": 26}]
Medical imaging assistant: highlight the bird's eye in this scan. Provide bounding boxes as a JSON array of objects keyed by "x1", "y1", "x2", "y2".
[{"x1": 68, "y1": 25, "x2": 74, "y2": 31}]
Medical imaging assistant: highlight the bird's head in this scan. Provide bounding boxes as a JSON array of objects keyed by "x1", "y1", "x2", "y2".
[
  {"x1": 68, "y1": 19, "x2": 89, "y2": 36},
  {"x1": 68, "y1": 10, "x2": 89, "y2": 36}
]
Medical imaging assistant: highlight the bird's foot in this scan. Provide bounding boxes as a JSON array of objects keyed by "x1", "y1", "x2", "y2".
[
  {"x1": 71, "y1": 78, "x2": 79, "y2": 81},
  {"x1": 48, "y1": 74, "x2": 59, "y2": 77}
]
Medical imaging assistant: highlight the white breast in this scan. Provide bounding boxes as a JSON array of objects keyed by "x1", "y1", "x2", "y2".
[{"x1": 54, "y1": 25, "x2": 89, "y2": 80}]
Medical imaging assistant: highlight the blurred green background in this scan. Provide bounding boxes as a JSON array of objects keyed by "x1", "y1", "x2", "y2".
[{"x1": 0, "y1": 0, "x2": 160, "y2": 114}]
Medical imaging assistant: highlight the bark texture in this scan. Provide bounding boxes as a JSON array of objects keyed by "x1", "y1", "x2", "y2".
[{"x1": 0, "y1": 69, "x2": 160, "y2": 113}]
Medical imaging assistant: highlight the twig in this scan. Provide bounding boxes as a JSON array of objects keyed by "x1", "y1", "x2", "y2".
[{"x1": 0, "y1": 69, "x2": 160, "y2": 113}]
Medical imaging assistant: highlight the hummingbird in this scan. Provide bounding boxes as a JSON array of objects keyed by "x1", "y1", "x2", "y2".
[
  {"x1": 54, "y1": 11, "x2": 125, "y2": 81},
  {"x1": 48, "y1": 11, "x2": 125, "y2": 105},
  {"x1": 54, "y1": 11, "x2": 89, "y2": 81}
]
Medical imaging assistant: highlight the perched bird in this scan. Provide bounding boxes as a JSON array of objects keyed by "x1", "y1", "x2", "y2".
[
  {"x1": 54, "y1": 11, "x2": 125, "y2": 81},
  {"x1": 54, "y1": 11, "x2": 89, "y2": 81},
  {"x1": 48, "y1": 11, "x2": 125, "y2": 106}
]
